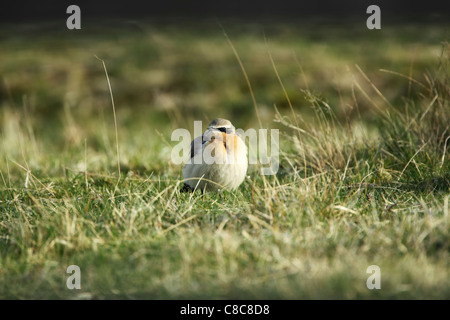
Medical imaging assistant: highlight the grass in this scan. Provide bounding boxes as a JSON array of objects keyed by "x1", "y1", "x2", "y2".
[{"x1": 0, "y1": 18, "x2": 449, "y2": 299}]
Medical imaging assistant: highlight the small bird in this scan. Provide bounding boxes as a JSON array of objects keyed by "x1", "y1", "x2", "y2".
[{"x1": 182, "y1": 118, "x2": 248, "y2": 193}]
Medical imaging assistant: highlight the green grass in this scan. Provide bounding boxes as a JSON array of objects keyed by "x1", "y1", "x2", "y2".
[{"x1": 0, "y1": 19, "x2": 449, "y2": 299}]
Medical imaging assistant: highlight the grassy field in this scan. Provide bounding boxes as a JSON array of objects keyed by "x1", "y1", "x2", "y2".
[{"x1": 0, "y1": 18, "x2": 449, "y2": 299}]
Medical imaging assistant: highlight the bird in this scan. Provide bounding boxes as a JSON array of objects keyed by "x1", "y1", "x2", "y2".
[{"x1": 182, "y1": 118, "x2": 248, "y2": 193}]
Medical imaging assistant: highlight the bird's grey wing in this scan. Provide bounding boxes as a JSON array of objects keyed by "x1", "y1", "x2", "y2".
[{"x1": 190, "y1": 134, "x2": 205, "y2": 159}]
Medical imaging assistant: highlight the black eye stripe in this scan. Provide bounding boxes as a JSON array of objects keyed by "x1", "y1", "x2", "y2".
[{"x1": 216, "y1": 127, "x2": 235, "y2": 134}]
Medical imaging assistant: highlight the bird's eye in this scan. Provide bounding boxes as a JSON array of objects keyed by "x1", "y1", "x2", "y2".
[{"x1": 217, "y1": 127, "x2": 227, "y2": 133}]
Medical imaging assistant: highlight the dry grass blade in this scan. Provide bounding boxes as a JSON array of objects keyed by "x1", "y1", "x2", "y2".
[
  {"x1": 266, "y1": 36, "x2": 298, "y2": 127},
  {"x1": 355, "y1": 64, "x2": 393, "y2": 110},
  {"x1": 379, "y1": 68, "x2": 430, "y2": 92},
  {"x1": 95, "y1": 55, "x2": 121, "y2": 188},
  {"x1": 219, "y1": 25, "x2": 262, "y2": 129}
]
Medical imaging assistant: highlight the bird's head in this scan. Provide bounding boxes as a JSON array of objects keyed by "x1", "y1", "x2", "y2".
[{"x1": 207, "y1": 118, "x2": 235, "y2": 134}]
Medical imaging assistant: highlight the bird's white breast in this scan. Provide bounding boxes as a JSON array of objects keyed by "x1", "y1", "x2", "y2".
[{"x1": 183, "y1": 133, "x2": 247, "y2": 192}]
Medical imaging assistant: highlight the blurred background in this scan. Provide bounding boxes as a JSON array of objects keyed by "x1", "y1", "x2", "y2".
[{"x1": 0, "y1": 0, "x2": 448, "y2": 173}]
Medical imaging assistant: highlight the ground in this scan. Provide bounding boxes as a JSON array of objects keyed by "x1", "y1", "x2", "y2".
[{"x1": 0, "y1": 18, "x2": 449, "y2": 299}]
